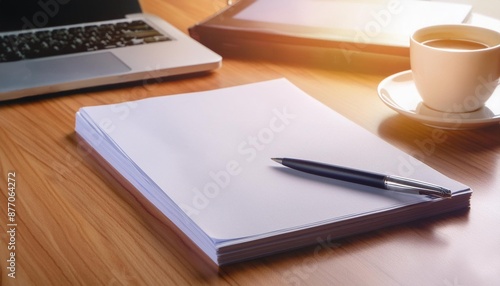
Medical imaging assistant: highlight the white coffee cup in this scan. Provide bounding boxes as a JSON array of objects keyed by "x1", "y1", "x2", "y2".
[{"x1": 410, "y1": 24, "x2": 500, "y2": 113}]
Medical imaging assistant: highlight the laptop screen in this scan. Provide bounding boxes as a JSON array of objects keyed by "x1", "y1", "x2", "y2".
[{"x1": 0, "y1": 0, "x2": 142, "y2": 32}]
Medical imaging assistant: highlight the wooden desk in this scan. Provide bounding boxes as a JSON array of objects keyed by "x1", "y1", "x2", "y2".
[{"x1": 1, "y1": 0, "x2": 499, "y2": 285}]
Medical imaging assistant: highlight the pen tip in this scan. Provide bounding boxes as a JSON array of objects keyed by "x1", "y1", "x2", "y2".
[{"x1": 271, "y1": 158, "x2": 283, "y2": 164}]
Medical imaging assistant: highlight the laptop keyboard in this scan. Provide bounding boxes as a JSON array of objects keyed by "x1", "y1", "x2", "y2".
[{"x1": 0, "y1": 20, "x2": 171, "y2": 63}]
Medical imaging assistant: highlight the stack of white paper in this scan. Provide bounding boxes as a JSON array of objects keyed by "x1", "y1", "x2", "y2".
[{"x1": 75, "y1": 79, "x2": 471, "y2": 265}]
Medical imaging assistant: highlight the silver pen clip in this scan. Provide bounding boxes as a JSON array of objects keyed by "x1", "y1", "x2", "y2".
[{"x1": 384, "y1": 175, "x2": 452, "y2": 198}]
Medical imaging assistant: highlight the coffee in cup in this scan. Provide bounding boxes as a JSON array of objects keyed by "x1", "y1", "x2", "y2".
[{"x1": 410, "y1": 24, "x2": 500, "y2": 113}]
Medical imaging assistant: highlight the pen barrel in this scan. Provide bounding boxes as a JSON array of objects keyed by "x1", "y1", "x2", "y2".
[{"x1": 281, "y1": 158, "x2": 386, "y2": 189}]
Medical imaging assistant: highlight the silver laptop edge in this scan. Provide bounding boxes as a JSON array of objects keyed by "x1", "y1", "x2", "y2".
[{"x1": 0, "y1": 13, "x2": 221, "y2": 101}]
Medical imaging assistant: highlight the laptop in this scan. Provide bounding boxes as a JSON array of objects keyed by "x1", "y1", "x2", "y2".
[{"x1": 0, "y1": 0, "x2": 222, "y2": 101}]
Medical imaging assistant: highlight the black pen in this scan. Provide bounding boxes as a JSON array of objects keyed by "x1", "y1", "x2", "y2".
[{"x1": 271, "y1": 158, "x2": 452, "y2": 198}]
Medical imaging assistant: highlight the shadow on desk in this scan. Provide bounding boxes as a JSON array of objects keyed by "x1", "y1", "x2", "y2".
[
  {"x1": 378, "y1": 115, "x2": 500, "y2": 151},
  {"x1": 378, "y1": 115, "x2": 500, "y2": 183},
  {"x1": 0, "y1": 70, "x2": 216, "y2": 106},
  {"x1": 202, "y1": 39, "x2": 410, "y2": 76},
  {"x1": 219, "y1": 209, "x2": 469, "y2": 286}
]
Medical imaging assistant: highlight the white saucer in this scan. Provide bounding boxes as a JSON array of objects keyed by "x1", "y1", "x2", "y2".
[{"x1": 378, "y1": 70, "x2": 500, "y2": 130}]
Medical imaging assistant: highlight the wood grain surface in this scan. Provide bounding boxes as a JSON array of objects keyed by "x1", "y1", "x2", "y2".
[{"x1": 1, "y1": 0, "x2": 499, "y2": 285}]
